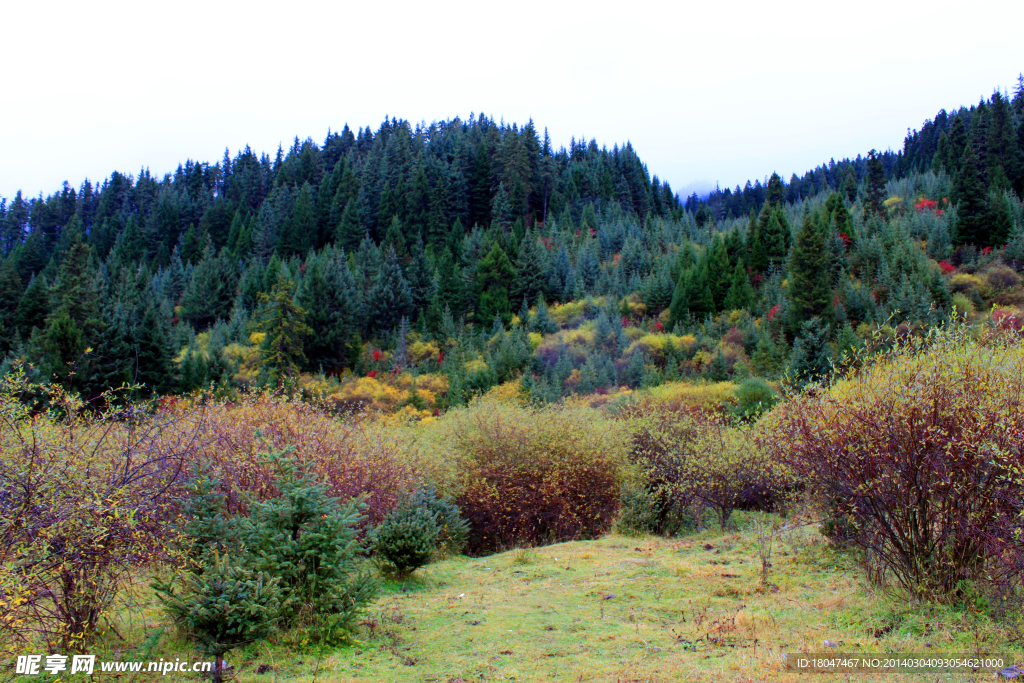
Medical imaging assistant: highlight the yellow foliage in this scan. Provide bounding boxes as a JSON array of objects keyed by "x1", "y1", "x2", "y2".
[
  {"x1": 476, "y1": 379, "x2": 524, "y2": 404},
  {"x1": 623, "y1": 326, "x2": 645, "y2": 341},
  {"x1": 883, "y1": 196, "x2": 903, "y2": 208},
  {"x1": 527, "y1": 332, "x2": 543, "y2": 349},
  {"x1": 950, "y1": 273, "x2": 984, "y2": 294},
  {"x1": 409, "y1": 340, "x2": 441, "y2": 363},
  {"x1": 249, "y1": 331, "x2": 266, "y2": 346},
  {"x1": 642, "y1": 380, "x2": 738, "y2": 409},
  {"x1": 331, "y1": 376, "x2": 405, "y2": 412},
  {"x1": 464, "y1": 358, "x2": 488, "y2": 374},
  {"x1": 561, "y1": 328, "x2": 595, "y2": 346}
]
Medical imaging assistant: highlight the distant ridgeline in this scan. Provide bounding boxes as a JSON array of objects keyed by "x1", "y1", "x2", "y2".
[{"x1": 0, "y1": 81, "x2": 1022, "y2": 404}]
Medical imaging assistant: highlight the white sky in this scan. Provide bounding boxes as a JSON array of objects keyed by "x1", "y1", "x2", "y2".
[{"x1": 1, "y1": 0, "x2": 1021, "y2": 202}]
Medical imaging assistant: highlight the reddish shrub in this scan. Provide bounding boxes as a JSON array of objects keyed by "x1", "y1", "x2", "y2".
[
  {"x1": 938, "y1": 260, "x2": 956, "y2": 274},
  {"x1": 447, "y1": 401, "x2": 623, "y2": 555}
]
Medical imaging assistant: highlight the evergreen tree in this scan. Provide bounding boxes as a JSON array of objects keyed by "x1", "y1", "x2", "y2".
[
  {"x1": 723, "y1": 260, "x2": 755, "y2": 310},
  {"x1": 254, "y1": 275, "x2": 312, "y2": 382},
  {"x1": 951, "y1": 146, "x2": 989, "y2": 246},
  {"x1": 788, "y1": 209, "x2": 833, "y2": 334},
  {"x1": 238, "y1": 448, "x2": 378, "y2": 638},
  {"x1": 366, "y1": 245, "x2": 415, "y2": 335},
  {"x1": 788, "y1": 317, "x2": 833, "y2": 387},
  {"x1": 135, "y1": 305, "x2": 175, "y2": 395},
  {"x1": 863, "y1": 150, "x2": 887, "y2": 220},
  {"x1": 476, "y1": 243, "x2": 515, "y2": 326}
]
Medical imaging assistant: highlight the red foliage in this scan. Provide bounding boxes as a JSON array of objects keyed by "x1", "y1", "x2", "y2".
[
  {"x1": 654, "y1": 321, "x2": 664, "y2": 333},
  {"x1": 991, "y1": 309, "x2": 1024, "y2": 332},
  {"x1": 767, "y1": 304, "x2": 780, "y2": 322},
  {"x1": 838, "y1": 232, "x2": 852, "y2": 247},
  {"x1": 914, "y1": 199, "x2": 938, "y2": 211},
  {"x1": 437, "y1": 350, "x2": 445, "y2": 364},
  {"x1": 982, "y1": 246, "x2": 993, "y2": 255},
  {"x1": 621, "y1": 316, "x2": 633, "y2": 328},
  {"x1": 590, "y1": 229, "x2": 597, "y2": 237},
  {"x1": 366, "y1": 370, "x2": 378, "y2": 378},
  {"x1": 372, "y1": 349, "x2": 382, "y2": 362},
  {"x1": 938, "y1": 260, "x2": 956, "y2": 274}
]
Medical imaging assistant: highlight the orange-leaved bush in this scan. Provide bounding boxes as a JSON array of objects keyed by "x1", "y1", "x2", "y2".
[{"x1": 760, "y1": 323, "x2": 1024, "y2": 597}]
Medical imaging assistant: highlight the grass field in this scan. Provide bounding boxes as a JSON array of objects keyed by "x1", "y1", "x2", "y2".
[{"x1": 88, "y1": 513, "x2": 1020, "y2": 683}]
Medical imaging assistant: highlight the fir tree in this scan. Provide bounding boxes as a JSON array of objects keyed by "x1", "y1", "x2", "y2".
[
  {"x1": 476, "y1": 243, "x2": 515, "y2": 326},
  {"x1": 864, "y1": 150, "x2": 887, "y2": 220},
  {"x1": 254, "y1": 275, "x2": 312, "y2": 382},
  {"x1": 788, "y1": 317, "x2": 833, "y2": 387},
  {"x1": 788, "y1": 209, "x2": 833, "y2": 334}
]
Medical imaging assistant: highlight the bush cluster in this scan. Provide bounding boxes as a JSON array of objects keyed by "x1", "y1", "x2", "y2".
[{"x1": 627, "y1": 403, "x2": 789, "y2": 530}]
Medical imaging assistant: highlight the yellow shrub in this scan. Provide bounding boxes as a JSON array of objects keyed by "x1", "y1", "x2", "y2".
[
  {"x1": 249, "y1": 331, "x2": 266, "y2": 346},
  {"x1": 950, "y1": 273, "x2": 984, "y2": 294},
  {"x1": 464, "y1": 358, "x2": 488, "y2": 374},
  {"x1": 561, "y1": 328, "x2": 595, "y2": 346},
  {"x1": 527, "y1": 332, "x2": 543, "y2": 349},
  {"x1": 627, "y1": 334, "x2": 669, "y2": 362},
  {"x1": 642, "y1": 380, "x2": 738, "y2": 410},
  {"x1": 476, "y1": 379, "x2": 524, "y2": 403},
  {"x1": 623, "y1": 326, "x2": 645, "y2": 341},
  {"x1": 951, "y1": 293, "x2": 976, "y2": 317},
  {"x1": 408, "y1": 340, "x2": 441, "y2": 363}
]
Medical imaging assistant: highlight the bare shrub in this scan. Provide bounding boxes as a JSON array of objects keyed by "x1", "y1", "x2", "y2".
[{"x1": 0, "y1": 375, "x2": 203, "y2": 652}]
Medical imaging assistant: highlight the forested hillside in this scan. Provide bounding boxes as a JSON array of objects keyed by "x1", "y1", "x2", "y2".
[{"x1": 2, "y1": 81, "x2": 1023, "y2": 408}]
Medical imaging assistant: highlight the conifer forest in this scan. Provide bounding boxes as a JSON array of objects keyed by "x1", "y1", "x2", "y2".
[{"x1": 2, "y1": 82, "x2": 1023, "y2": 405}]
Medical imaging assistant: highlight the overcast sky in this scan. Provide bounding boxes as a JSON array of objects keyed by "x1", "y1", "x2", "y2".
[{"x1": 1, "y1": 0, "x2": 1021, "y2": 203}]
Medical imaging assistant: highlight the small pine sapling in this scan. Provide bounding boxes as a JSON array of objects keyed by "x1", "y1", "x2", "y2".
[{"x1": 155, "y1": 553, "x2": 282, "y2": 683}]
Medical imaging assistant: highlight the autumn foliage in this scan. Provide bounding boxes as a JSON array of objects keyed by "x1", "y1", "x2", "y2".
[{"x1": 761, "y1": 324, "x2": 1024, "y2": 597}]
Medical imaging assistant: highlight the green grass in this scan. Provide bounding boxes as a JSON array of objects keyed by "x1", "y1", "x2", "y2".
[{"x1": 73, "y1": 515, "x2": 1024, "y2": 682}]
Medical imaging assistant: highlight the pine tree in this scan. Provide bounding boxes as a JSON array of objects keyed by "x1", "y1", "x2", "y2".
[
  {"x1": 788, "y1": 317, "x2": 833, "y2": 387},
  {"x1": 788, "y1": 209, "x2": 833, "y2": 334},
  {"x1": 476, "y1": 242, "x2": 515, "y2": 326},
  {"x1": 951, "y1": 146, "x2": 988, "y2": 246},
  {"x1": 135, "y1": 305, "x2": 175, "y2": 395},
  {"x1": 863, "y1": 150, "x2": 887, "y2": 220},
  {"x1": 254, "y1": 275, "x2": 312, "y2": 382},
  {"x1": 295, "y1": 251, "x2": 359, "y2": 372},
  {"x1": 155, "y1": 553, "x2": 282, "y2": 683},
  {"x1": 238, "y1": 448, "x2": 378, "y2": 639},
  {"x1": 723, "y1": 260, "x2": 755, "y2": 310},
  {"x1": 366, "y1": 245, "x2": 415, "y2": 335}
]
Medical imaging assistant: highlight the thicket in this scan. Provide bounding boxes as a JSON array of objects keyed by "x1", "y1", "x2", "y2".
[
  {"x1": 761, "y1": 323, "x2": 1024, "y2": 598},
  {"x1": 627, "y1": 402, "x2": 789, "y2": 530},
  {"x1": 428, "y1": 398, "x2": 625, "y2": 554}
]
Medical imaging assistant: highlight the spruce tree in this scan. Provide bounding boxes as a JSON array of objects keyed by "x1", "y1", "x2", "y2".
[
  {"x1": 788, "y1": 209, "x2": 833, "y2": 335},
  {"x1": 863, "y1": 150, "x2": 887, "y2": 220},
  {"x1": 788, "y1": 317, "x2": 833, "y2": 387},
  {"x1": 254, "y1": 275, "x2": 312, "y2": 382},
  {"x1": 952, "y1": 146, "x2": 988, "y2": 245},
  {"x1": 723, "y1": 260, "x2": 755, "y2": 310},
  {"x1": 238, "y1": 448, "x2": 378, "y2": 640},
  {"x1": 155, "y1": 554, "x2": 282, "y2": 683},
  {"x1": 476, "y1": 243, "x2": 515, "y2": 326}
]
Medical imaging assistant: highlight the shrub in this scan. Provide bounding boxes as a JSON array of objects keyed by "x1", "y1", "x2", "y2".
[
  {"x1": 732, "y1": 377, "x2": 779, "y2": 421},
  {"x1": 409, "y1": 485, "x2": 469, "y2": 556},
  {"x1": 0, "y1": 377, "x2": 201, "y2": 653},
  {"x1": 760, "y1": 323, "x2": 1024, "y2": 597},
  {"x1": 439, "y1": 399, "x2": 624, "y2": 554},
  {"x1": 155, "y1": 553, "x2": 281, "y2": 683},
  {"x1": 371, "y1": 503, "x2": 440, "y2": 576},
  {"x1": 237, "y1": 448, "x2": 378, "y2": 642},
  {"x1": 164, "y1": 392, "x2": 413, "y2": 526},
  {"x1": 616, "y1": 486, "x2": 695, "y2": 537},
  {"x1": 629, "y1": 405, "x2": 788, "y2": 529}
]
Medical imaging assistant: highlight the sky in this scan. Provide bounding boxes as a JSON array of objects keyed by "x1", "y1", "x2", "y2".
[{"x1": 1, "y1": 0, "x2": 1022, "y2": 203}]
